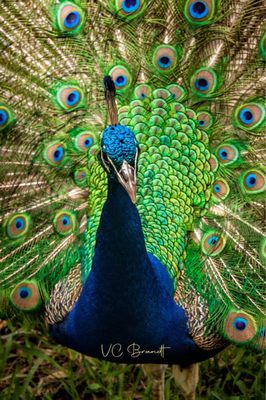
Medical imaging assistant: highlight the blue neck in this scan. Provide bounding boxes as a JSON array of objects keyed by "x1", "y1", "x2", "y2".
[
  {"x1": 90, "y1": 178, "x2": 155, "y2": 299},
  {"x1": 93, "y1": 178, "x2": 148, "y2": 268}
]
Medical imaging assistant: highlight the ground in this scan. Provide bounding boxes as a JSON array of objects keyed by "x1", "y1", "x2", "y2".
[{"x1": 0, "y1": 320, "x2": 264, "y2": 399}]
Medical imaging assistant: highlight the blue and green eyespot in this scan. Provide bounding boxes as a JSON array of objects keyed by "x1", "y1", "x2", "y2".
[
  {"x1": 43, "y1": 142, "x2": 67, "y2": 166},
  {"x1": 55, "y1": 84, "x2": 85, "y2": 111},
  {"x1": 5, "y1": 213, "x2": 30, "y2": 240},
  {"x1": 116, "y1": 75, "x2": 127, "y2": 87},
  {"x1": 18, "y1": 286, "x2": 32, "y2": 301},
  {"x1": 64, "y1": 11, "x2": 80, "y2": 29},
  {"x1": 212, "y1": 178, "x2": 230, "y2": 200},
  {"x1": 134, "y1": 84, "x2": 152, "y2": 100},
  {"x1": 208, "y1": 155, "x2": 219, "y2": 172},
  {"x1": 234, "y1": 102, "x2": 265, "y2": 131},
  {"x1": 258, "y1": 327, "x2": 266, "y2": 340},
  {"x1": 166, "y1": 84, "x2": 187, "y2": 102},
  {"x1": 240, "y1": 169, "x2": 265, "y2": 194},
  {"x1": 74, "y1": 167, "x2": 89, "y2": 187},
  {"x1": 196, "y1": 111, "x2": 214, "y2": 129},
  {"x1": 191, "y1": 68, "x2": 218, "y2": 97},
  {"x1": 196, "y1": 78, "x2": 208, "y2": 91},
  {"x1": 55, "y1": 2, "x2": 85, "y2": 34},
  {"x1": 10, "y1": 281, "x2": 41, "y2": 311},
  {"x1": 201, "y1": 230, "x2": 226, "y2": 256},
  {"x1": 115, "y1": 0, "x2": 145, "y2": 18},
  {"x1": 189, "y1": 1, "x2": 208, "y2": 18},
  {"x1": 108, "y1": 65, "x2": 132, "y2": 91},
  {"x1": 218, "y1": 148, "x2": 228, "y2": 160},
  {"x1": 0, "y1": 104, "x2": 15, "y2": 131},
  {"x1": 245, "y1": 173, "x2": 257, "y2": 188},
  {"x1": 152, "y1": 45, "x2": 179, "y2": 73},
  {"x1": 239, "y1": 108, "x2": 253, "y2": 124},
  {"x1": 233, "y1": 317, "x2": 247, "y2": 331},
  {"x1": 158, "y1": 56, "x2": 172, "y2": 68},
  {"x1": 224, "y1": 311, "x2": 257, "y2": 344},
  {"x1": 185, "y1": 0, "x2": 215, "y2": 25},
  {"x1": 0, "y1": 109, "x2": 8, "y2": 125},
  {"x1": 73, "y1": 131, "x2": 95, "y2": 152},
  {"x1": 256, "y1": 326, "x2": 266, "y2": 350},
  {"x1": 216, "y1": 143, "x2": 239, "y2": 166},
  {"x1": 53, "y1": 210, "x2": 77, "y2": 236}
]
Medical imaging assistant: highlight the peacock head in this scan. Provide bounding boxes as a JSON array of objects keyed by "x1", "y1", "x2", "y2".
[{"x1": 100, "y1": 124, "x2": 139, "y2": 203}]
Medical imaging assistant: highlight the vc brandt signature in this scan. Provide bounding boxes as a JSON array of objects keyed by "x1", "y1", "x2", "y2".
[{"x1": 101, "y1": 343, "x2": 171, "y2": 359}]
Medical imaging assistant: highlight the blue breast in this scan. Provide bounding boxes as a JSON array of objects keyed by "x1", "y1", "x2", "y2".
[{"x1": 49, "y1": 179, "x2": 220, "y2": 365}]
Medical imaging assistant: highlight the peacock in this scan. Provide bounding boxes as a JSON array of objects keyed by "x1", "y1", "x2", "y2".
[{"x1": 0, "y1": 0, "x2": 265, "y2": 398}]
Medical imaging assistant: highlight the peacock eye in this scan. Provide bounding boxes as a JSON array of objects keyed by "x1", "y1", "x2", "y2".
[
  {"x1": 56, "y1": 2, "x2": 85, "y2": 34},
  {"x1": 10, "y1": 281, "x2": 41, "y2": 311},
  {"x1": 0, "y1": 104, "x2": 14, "y2": 130},
  {"x1": 240, "y1": 109, "x2": 253, "y2": 124},
  {"x1": 74, "y1": 167, "x2": 89, "y2": 187},
  {"x1": 212, "y1": 179, "x2": 230, "y2": 200},
  {"x1": 134, "y1": 84, "x2": 152, "y2": 100},
  {"x1": 196, "y1": 78, "x2": 208, "y2": 90},
  {"x1": 216, "y1": 143, "x2": 239, "y2": 166},
  {"x1": 241, "y1": 169, "x2": 265, "y2": 194},
  {"x1": 153, "y1": 45, "x2": 179, "y2": 72},
  {"x1": 191, "y1": 68, "x2": 218, "y2": 96},
  {"x1": 233, "y1": 317, "x2": 247, "y2": 331},
  {"x1": 189, "y1": 1, "x2": 208, "y2": 18},
  {"x1": 235, "y1": 102, "x2": 265, "y2": 131},
  {"x1": 219, "y1": 148, "x2": 228, "y2": 159},
  {"x1": 115, "y1": 0, "x2": 144, "y2": 18},
  {"x1": 208, "y1": 155, "x2": 219, "y2": 172},
  {"x1": 44, "y1": 142, "x2": 66, "y2": 166},
  {"x1": 18, "y1": 286, "x2": 31, "y2": 299},
  {"x1": 224, "y1": 311, "x2": 257, "y2": 343},
  {"x1": 122, "y1": 0, "x2": 140, "y2": 12},
  {"x1": 55, "y1": 85, "x2": 85, "y2": 111},
  {"x1": 166, "y1": 84, "x2": 187, "y2": 102},
  {"x1": 246, "y1": 174, "x2": 256, "y2": 187},
  {"x1": 5, "y1": 213, "x2": 30, "y2": 239},
  {"x1": 185, "y1": 0, "x2": 215, "y2": 25},
  {"x1": 74, "y1": 132, "x2": 95, "y2": 152},
  {"x1": 196, "y1": 111, "x2": 214, "y2": 129},
  {"x1": 109, "y1": 65, "x2": 132, "y2": 91},
  {"x1": 201, "y1": 230, "x2": 226, "y2": 256},
  {"x1": 64, "y1": 11, "x2": 80, "y2": 28},
  {"x1": 0, "y1": 109, "x2": 8, "y2": 126},
  {"x1": 68, "y1": 91, "x2": 80, "y2": 105},
  {"x1": 259, "y1": 327, "x2": 266, "y2": 339},
  {"x1": 53, "y1": 210, "x2": 76, "y2": 236},
  {"x1": 57, "y1": 87, "x2": 83, "y2": 110},
  {"x1": 117, "y1": 75, "x2": 127, "y2": 86},
  {"x1": 256, "y1": 326, "x2": 266, "y2": 350}
]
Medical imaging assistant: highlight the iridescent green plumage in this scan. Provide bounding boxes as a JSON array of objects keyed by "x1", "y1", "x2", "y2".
[{"x1": 0, "y1": 0, "x2": 265, "y2": 353}]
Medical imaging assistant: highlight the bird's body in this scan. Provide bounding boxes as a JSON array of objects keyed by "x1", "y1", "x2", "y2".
[
  {"x1": 0, "y1": 2, "x2": 265, "y2": 395},
  {"x1": 50, "y1": 177, "x2": 219, "y2": 365}
]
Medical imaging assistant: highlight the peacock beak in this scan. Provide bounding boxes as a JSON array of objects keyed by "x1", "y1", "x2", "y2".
[
  {"x1": 116, "y1": 160, "x2": 137, "y2": 204},
  {"x1": 101, "y1": 148, "x2": 138, "y2": 204}
]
